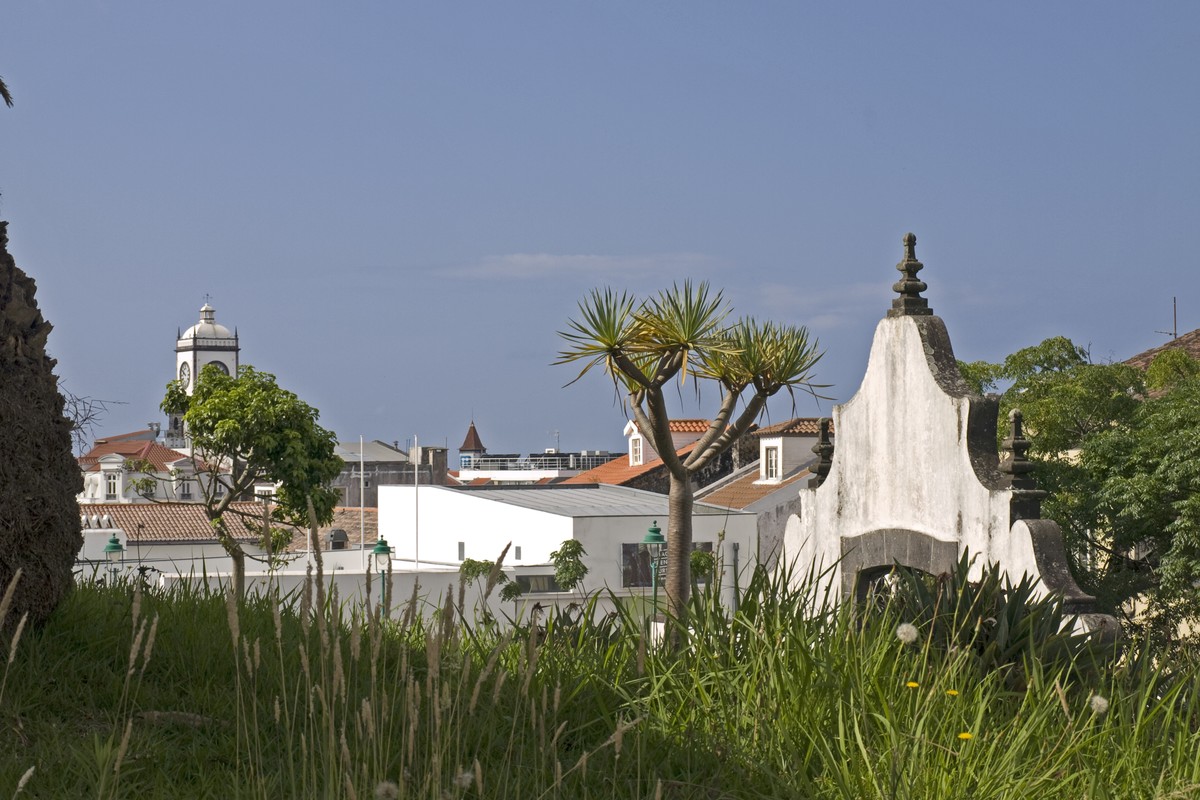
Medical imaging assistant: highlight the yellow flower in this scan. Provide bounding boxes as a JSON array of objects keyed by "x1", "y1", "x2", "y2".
[
  {"x1": 946, "y1": 690, "x2": 960, "y2": 696},
  {"x1": 906, "y1": 681, "x2": 919, "y2": 688},
  {"x1": 957, "y1": 732, "x2": 973, "y2": 740}
]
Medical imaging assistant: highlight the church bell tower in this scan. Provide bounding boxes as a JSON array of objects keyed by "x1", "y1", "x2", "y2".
[{"x1": 165, "y1": 302, "x2": 240, "y2": 447}]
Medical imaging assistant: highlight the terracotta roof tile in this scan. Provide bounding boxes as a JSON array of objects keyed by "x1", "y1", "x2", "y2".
[
  {"x1": 754, "y1": 417, "x2": 835, "y2": 436},
  {"x1": 1125, "y1": 328, "x2": 1200, "y2": 371},
  {"x1": 79, "y1": 502, "x2": 260, "y2": 543},
  {"x1": 79, "y1": 440, "x2": 192, "y2": 472},
  {"x1": 668, "y1": 419, "x2": 710, "y2": 433},
  {"x1": 561, "y1": 441, "x2": 699, "y2": 486},
  {"x1": 288, "y1": 507, "x2": 380, "y2": 553},
  {"x1": 699, "y1": 467, "x2": 809, "y2": 510}
]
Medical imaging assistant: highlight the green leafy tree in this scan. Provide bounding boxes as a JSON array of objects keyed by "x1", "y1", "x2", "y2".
[
  {"x1": 1082, "y1": 366, "x2": 1200, "y2": 638},
  {"x1": 549, "y1": 539, "x2": 588, "y2": 594},
  {"x1": 557, "y1": 282, "x2": 823, "y2": 624},
  {"x1": 963, "y1": 338, "x2": 1200, "y2": 641},
  {"x1": 161, "y1": 364, "x2": 343, "y2": 596}
]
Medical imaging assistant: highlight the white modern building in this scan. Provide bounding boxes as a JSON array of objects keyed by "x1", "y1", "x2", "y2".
[{"x1": 377, "y1": 483, "x2": 758, "y2": 608}]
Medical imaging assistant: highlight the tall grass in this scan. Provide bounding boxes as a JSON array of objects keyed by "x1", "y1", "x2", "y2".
[{"x1": 2, "y1": 561, "x2": 1199, "y2": 799}]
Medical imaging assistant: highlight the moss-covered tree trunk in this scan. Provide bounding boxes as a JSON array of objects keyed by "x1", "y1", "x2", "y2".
[{"x1": 0, "y1": 221, "x2": 83, "y2": 628}]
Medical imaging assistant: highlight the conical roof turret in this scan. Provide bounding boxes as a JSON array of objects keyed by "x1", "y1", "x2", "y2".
[{"x1": 459, "y1": 421, "x2": 486, "y2": 454}]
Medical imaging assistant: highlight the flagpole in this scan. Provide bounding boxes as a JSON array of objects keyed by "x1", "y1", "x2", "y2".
[
  {"x1": 360, "y1": 434, "x2": 366, "y2": 570},
  {"x1": 413, "y1": 434, "x2": 420, "y2": 572}
]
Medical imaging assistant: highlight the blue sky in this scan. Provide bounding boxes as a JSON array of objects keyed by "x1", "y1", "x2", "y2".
[{"x1": 3, "y1": 3, "x2": 1197, "y2": 455}]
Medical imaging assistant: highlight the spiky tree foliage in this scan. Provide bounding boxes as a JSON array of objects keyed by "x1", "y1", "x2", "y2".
[
  {"x1": 0, "y1": 75, "x2": 12, "y2": 108},
  {"x1": 557, "y1": 281, "x2": 823, "y2": 627},
  {"x1": 0, "y1": 221, "x2": 83, "y2": 628}
]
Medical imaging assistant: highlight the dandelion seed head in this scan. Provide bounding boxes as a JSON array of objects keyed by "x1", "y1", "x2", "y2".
[
  {"x1": 454, "y1": 769, "x2": 474, "y2": 789},
  {"x1": 374, "y1": 781, "x2": 399, "y2": 800},
  {"x1": 895, "y1": 623, "x2": 918, "y2": 644},
  {"x1": 1089, "y1": 694, "x2": 1110, "y2": 715}
]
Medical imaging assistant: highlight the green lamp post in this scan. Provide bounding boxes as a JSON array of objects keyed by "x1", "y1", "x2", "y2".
[
  {"x1": 103, "y1": 533, "x2": 125, "y2": 582},
  {"x1": 371, "y1": 537, "x2": 392, "y2": 608},
  {"x1": 642, "y1": 520, "x2": 666, "y2": 620}
]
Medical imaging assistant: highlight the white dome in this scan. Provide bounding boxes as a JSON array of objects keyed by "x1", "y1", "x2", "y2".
[{"x1": 180, "y1": 303, "x2": 235, "y2": 341}]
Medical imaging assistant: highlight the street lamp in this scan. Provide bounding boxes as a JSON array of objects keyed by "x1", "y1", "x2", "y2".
[
  {"x1": 103, "y1": 533, "x2": 125, "y2": 582},
  {"x1": 641, "y1": 520, "x2": 666, "y2": 620},
  {"x1": 371, "y1": 537, "x2": 392, "y2": 607}
]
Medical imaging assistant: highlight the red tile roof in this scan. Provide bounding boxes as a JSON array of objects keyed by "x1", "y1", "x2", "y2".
[
  {"x1": 79, "y1": 439, "x2": 192, "y2": 472},
  {"x1": 699, "y1": 467, "x2": 809, "y2": 510},
  {"x1": 668, "y1": 419, "x2": 711, "y2": 433},
  {"x1": 79, "y1": 502, "x2": 261, "y2": 542},
  {"x1": 288, "y1": 507, "x2": 380, "y2": 553},
  {"x1": 561, "y1": 441, "x2": 699, "y2": 486},
  {"x1": 1125, "y1": 328, "x2": 1200, "y2": 371},
  {"x1": 754, "y1": 417, "x2": 835, "y2": 436}
]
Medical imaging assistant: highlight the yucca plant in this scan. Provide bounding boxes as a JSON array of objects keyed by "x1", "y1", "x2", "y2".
[{"x1": 881, "y1": 551, "x2": 1105, "y2": 682}]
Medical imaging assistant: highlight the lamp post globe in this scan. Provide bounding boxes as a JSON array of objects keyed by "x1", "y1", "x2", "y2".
[
  {"x1": 103, "y1": 534, "x2": 125, "y2": 581},
  {"x1": 641, "y1": 521, "x2": 666, "y2": 619}
]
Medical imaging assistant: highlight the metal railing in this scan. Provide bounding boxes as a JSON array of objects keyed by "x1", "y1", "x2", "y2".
[{"x1": 459, "y1": 453, "x2": 617, "y2": 472}]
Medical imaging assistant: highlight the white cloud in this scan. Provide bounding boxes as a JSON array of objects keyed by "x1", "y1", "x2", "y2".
[
  {"x1": 443, "y1": 252, "x2": 719, "y2": 281},
  {"x1": 751, "y1": 280, "x2": 892, "y2": 331}
]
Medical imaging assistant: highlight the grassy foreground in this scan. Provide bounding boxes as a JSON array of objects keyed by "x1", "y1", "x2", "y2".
[{"x1": 1, "y1": 566, "x2": 1199, "y2": 800}]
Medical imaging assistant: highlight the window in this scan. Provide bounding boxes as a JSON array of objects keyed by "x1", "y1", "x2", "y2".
[
  {"x1": 515, "y1": 574, "x2": 562, "y2": 594},
  {"x1": 622, "y1": 541, "x2": 713, "y2": 588},
  {"x1": 457, "y1": 541, "x2": 465, "y2": 560},
  {"x1": 630, "y1": 436, "x2": 643, "y2": 466},
  {"x1": 765, "y1": 446, "x2": 780, "y2": 480},
  {"x1": 179, "y1": 480, "x2": 193, "y2": 500},
  {"x1": 105, "y1": 472, "x2": 119, "y2": 501},
  {"x1": 514, "y1": 546, "x2": 522, "y2": 560}
]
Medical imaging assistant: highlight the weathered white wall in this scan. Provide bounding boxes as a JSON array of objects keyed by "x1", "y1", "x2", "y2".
[{"x1": 782, "y1": 315, "x2": 1037, "y2": 597}]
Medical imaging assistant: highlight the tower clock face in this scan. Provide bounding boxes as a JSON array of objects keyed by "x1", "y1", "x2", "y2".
[
  {"x1": 209, "y1": 360, "x2": 230, "y2": 375},
  {"x1": 178, "y1": 362, "x2": 191, "y2": 388}
]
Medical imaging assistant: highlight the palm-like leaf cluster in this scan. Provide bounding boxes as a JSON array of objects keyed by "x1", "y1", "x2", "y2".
[{"x1": 556, "y1": 281, "x2": 822, "y2": 400}]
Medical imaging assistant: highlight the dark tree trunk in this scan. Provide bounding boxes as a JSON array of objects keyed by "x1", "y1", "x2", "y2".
[{"x1": 0, "y1": 221, "x2": 83, "y2": 629}]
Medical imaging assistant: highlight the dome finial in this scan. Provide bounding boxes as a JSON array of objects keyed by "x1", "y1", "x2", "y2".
[{"x1": 888, "y1": 232, "x2": 932, "y2": 317}]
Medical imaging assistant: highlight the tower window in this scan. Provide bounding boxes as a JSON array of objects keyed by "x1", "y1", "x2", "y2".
[{"x1": 458, "y1": 541, "x2": 466, "y2": 560}]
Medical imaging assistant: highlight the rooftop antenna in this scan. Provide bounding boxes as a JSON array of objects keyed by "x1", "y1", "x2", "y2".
[{"x1": 1155, "y1": 296, "x2": 1178, "y2": 340}]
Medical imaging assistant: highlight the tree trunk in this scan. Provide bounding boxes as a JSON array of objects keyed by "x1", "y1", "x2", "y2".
[
  {"x1": 229, "y1": 547, "x2": 246, "y2": 598},
  {"x1": 211, "y1": 514, "x2": 247, "y2": 597},
  {"x1": 664, "y1": 472, "x2": 694, "y2": 626}
]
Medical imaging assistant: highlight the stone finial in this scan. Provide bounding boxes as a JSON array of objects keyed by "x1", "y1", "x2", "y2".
[
  {"x1": 808, "y1": 417, "x2": 834, "y2": 488},
  {"x1": 887, "y1": 232, "x2": 932, "y2": 317},
  {"x1": 1000, "y1": 408, "x2": 1046, "y2": 519}
]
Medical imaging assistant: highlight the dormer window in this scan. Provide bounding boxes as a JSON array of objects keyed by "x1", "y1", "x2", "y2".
[
  {"x1": 105, "y1": 472, "x2": 120, "y2": 501},
  {"x1": 764, "y1": 446, "x2": 780, "y2": 481},
  {"x1": 630, "y1": 436, "x2": 643, "y2": 466}
]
